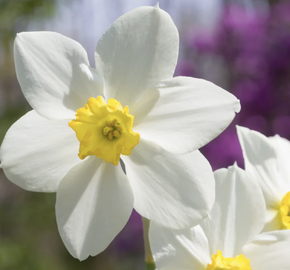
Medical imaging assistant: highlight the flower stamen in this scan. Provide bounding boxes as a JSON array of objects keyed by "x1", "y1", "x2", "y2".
[{"x1": 103, "y1": 119, "x2": 122, "y2": 140}]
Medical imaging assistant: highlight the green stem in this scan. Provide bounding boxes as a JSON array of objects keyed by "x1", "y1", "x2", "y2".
[
  {"x1": 145, "y1": 262, "x2": 156, "y2": 270},
  {"x1": 142, "y1": 217, "x2": 156, "y2": 270}
]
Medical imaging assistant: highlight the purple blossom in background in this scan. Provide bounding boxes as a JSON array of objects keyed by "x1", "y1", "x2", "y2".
[
  {"x1": 112, "y1": 210, "x2": 143, "y2": 255},
  {"x1": 177, "y1": 1, "x2": 290, "y2": 170}
]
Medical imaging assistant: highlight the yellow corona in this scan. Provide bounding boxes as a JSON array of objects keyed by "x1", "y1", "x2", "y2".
[
  {"x1": 280, "y1": 191, "x2": 290, "y2": 229},
  {"x1": 206, "y1": 250, "x2": 251, "y2": 270},
  {"x1": 69, "y1": 96, "x2": 140, "y2": 165}
]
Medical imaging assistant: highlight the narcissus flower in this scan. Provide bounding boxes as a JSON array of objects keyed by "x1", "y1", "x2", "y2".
[
  {"x1": 237, "y1": 126, "x2": 290, "y2": 231},
  {"x1": 150, "y1": 164, "x2": 290, "y2": 270},
  {"x1": 0, "y1": 5, "x2": 240, "y2": 260}
]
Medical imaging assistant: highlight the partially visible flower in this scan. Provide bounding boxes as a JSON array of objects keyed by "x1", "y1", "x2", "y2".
[
  {"x1": 150, "y1": 164, "x2": 290, "y2": 270},
  {"x1": 237, "y1": 126, "x2": 290, "y2": 231},
  {"x1": 0, "y1": 5, "x2": 240, "y2": 260}
]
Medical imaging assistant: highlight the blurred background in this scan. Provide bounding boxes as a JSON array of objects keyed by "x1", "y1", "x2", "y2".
[{"x1": 0, "y1": 0, "x2": 289, "y2": 269}]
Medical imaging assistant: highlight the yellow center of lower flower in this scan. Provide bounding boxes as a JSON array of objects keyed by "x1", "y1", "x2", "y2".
[
  {"x1": 279, "y1": 191, "x2": 290, "y2": 229},
  {"x1": 206, "y1": 250, "x2": 251, "y2": 270},
  {"x1": 69, "y1": 96, "x2": 140, "y2": 166}
]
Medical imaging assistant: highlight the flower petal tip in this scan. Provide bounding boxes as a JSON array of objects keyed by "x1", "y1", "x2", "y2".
[
  {"x1": 154, "y1": 2, "x2": 160, "y2": 9},
  {"x1": 235, "y1": 99, "x2": 241, "y2": 113},
  {"x1": 236, "y1": 124, "x2": 247, "y2": 132},
  {"x1": 15, "y1": 32, "x2": 27, "y2": 42},
  {"x1": 233, "y1": 161, "x2": 238, "y2": 168}
]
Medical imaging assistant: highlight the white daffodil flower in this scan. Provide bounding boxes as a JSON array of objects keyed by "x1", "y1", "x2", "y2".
[
  {"x1": 237, "y1": 126, "x2": 290, "y2": 231},
  {"x1": 0, "y1": 5, "x2": 240, "y2": 260},
  {"x1": 150, "y1": 164, "x2": 290, "y2": 270}
]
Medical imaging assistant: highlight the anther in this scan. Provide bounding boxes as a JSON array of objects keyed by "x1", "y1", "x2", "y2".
[
  {"x1": 113, "y1": 130, "x2": 120, "y2": 138},
  {"x1": 103, "y1": 126, "x2": 113, "y2": 135},
  {"x1": 112, "y1": 119, "x2": 118, "y2": 126},
  {"x1": 108, "y1": 131, "x2": 114, "y2": 141},
  {"x1": 115, "y1": 124, "x2": 122, "y2": 132}
]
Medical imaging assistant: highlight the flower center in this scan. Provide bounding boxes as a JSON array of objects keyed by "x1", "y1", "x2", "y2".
[
  {"x1": 279, "y1": 191, "x2": 290, "y2": 229},
  {"x1": 69, "y1": 96, "x2": 140, "y2": 166},
  {"x1": 206, "y1": 250, "x2": 251, "y2": 270},
  {"x1": 103, "y1": 119, "x2": 122, "y2": 140}
]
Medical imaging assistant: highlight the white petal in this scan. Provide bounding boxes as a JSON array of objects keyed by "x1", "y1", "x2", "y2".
[
  {"x1": 14, "y1": 32, "x2": 103, "y2": 120},
  {"x1": 200, "y1": 164, "x2": 266, "y2": 258},
  {"x1": 132, "y1": 77, "x2": 240, "y2": 154},
  {"x1": 149, "y1": 222, "x2": 209, "y2": 270},
  {"x1": 268, "y1": 135, "x2": 290, "y2": 191},
  {"x1": 122, "y1": 138, "x2": 215, "y2": 229},
  {"x1": 263, "y1": 208, "x2": 282, "y2": 232},
  {"x1": 243, "y1": 230, "x2": 290, "y2": 270},
  {"x1": 0, "y1": 110, "x2": 80, "y2": 192},
  {"x1": 56, "y1": 157, "x2": 133, "y2": 260},
  {"x1": 95, "y1": 5, "x2": 178, "y2": 108},
  {"x1": 237, "y1": 126, "x2": 286, "y2": 206}
]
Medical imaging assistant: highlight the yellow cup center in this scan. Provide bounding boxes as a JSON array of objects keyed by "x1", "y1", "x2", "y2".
[
  {"x1": 103, "y1": 118, "x2": 123, "y2": 140},
  {"x1": 279, "y1": 191, "x2": 290, "y2": 229},
  {"x1": 69, "y1": 96, "x2": 140, "y2": 165},
  {"x1": 206, "y1": 250, "x2": 251, "y2": 270}
]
